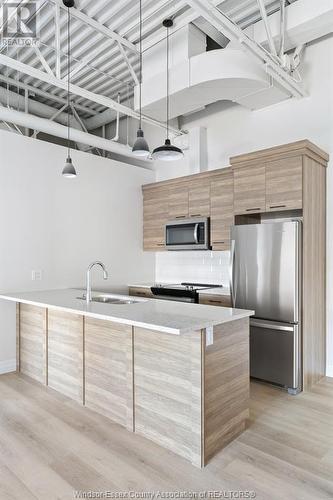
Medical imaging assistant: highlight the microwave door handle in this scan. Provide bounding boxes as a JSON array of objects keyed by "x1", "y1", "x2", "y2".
[{"x1": 194, "y1": 223, "x2": 199, "y2": 244}]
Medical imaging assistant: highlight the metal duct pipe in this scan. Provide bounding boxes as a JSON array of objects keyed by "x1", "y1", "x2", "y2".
[
  {"x1": 84, "y1": 108, "x2": 118, "y2": 131},
  {"x1": 0, "y1": 107, "x2": 151, "y2": 163},
  {"x1": 0, "y1": 86, "x2": 79, "y2": 128}
]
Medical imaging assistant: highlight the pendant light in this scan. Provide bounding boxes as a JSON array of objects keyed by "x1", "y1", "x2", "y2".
[
  {"x1": 152, "y1": 19, "x2": 183, "y2": 162},
  {"x1": 132, "y1": 0, "x2": 150, "y2": 158},
  {"x1": 62, "y1": 0, "x2": 77, "y2": 178}
]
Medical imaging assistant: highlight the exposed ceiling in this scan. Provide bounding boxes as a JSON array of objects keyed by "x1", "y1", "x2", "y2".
[{"x1": 0, "y1": 0, "x2": 300, "y2": 122}]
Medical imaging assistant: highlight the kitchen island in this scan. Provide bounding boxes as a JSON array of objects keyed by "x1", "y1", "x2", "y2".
[{"x1": 0, "y1": 289, "x2": 253, "y2": 467}]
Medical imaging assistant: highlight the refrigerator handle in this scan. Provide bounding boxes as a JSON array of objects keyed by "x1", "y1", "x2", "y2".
[{"x1": 229, "y1": 239, "x2": 235, "y2": 307}]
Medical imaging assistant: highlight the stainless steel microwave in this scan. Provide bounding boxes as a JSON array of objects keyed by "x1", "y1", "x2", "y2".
[{"x1": 165, "y1": 217, "x2": 210, "y2": 250}]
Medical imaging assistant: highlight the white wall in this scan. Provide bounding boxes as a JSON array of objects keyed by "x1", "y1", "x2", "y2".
[
  {"x1": 0, "y1": 131, "x2": 155, "y2": 373},
  {"x1": 151, "y1": 35, "x2": 333, "y2": 376}
]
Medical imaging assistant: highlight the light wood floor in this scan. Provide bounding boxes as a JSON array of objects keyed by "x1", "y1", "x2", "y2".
[{"x1": 0, "y1": 374, "x2": 333, "y2": 500}]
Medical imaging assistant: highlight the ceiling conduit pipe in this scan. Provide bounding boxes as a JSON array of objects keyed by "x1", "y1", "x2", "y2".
[
  {"x1": 110, "y1": 93, "x2": 120, "y2": 141},
  {"x1": 0, "y1": 85, "x2": 80, "y2": 128},
  {"x1": 0, "y1": 107, "x2": 151, "y2": 164}
]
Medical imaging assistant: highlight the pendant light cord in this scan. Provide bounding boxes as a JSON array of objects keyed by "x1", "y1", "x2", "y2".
[
  {"x1": 166, "y1": 24, "x2": 169, "y2": 140},
  {"x1": 67, "y1": 6, "x2": 70, "y2": 156},
  {"x1": 139, "y1": 0, "x2": 142, "y2": 130}
]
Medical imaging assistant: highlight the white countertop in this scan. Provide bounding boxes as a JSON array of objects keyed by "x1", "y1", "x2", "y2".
[{"x1": 0, "y1": 289, "x2": 253, "y2": 335}]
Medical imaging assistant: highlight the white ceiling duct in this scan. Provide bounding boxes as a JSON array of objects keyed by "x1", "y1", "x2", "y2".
[
  {"x1": 138, "y1": 45, "x2": 289, "y2": 121},
  {"x1": 134, "y1": 0, "x2": 333, "y2": 121}
]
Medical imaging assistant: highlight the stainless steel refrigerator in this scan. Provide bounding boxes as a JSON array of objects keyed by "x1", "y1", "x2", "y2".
[{"x1": 230, "y1": 221, "x2": 302, "y2": 394}]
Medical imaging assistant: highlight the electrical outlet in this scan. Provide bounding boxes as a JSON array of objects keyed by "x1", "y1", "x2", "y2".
[
  {"x1": 206, "y1": 326, "x2": 214, "y2": 347},
  {"x1": 31, "y1": 270, "x2": 42, "y2": 281}
]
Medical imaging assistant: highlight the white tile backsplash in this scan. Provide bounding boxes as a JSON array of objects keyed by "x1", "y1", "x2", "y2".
[{"x1": 155, "y1": 251, "x2": 230, "y2": 285}]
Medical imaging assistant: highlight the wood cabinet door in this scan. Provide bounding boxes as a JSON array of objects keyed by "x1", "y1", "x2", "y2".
[
  {"x1": 168, "y1": 181, "x2": 189, "y2": 220},
  {"x1": 210, "y1": 172, "x2": 234, "y2": 250},
  {"x1": 189, "y1": 180, "x2": 210, "y2": 217},
  {"x1": 19, "y1": 304, "x2": 47, "y2": 384},
  {"x1": 199, "y1": 294, "x2": 232, "y2": 307},
  {"x1": 265, "y1": 156, "x2": 303, "y2": 211},
  {"x1": 84, "y1": 318, "x2": 134, "y2": 430},
  {"x1": 47, "y1": 310, "x2": 83, "y2": 403},
  {"x1": 143, "y1": 186, "x2": 168, "y2": 251},
  {"x1": 128, "y1": 287, "x2": 154, "y2": 298},
  {"x1": 233, "y1": 165, "x2": 266, "y2": 215}
]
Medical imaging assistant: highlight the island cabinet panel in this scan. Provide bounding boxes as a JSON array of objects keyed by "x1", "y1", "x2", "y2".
[
  {"x1": 143, "y1": 185, "x2": 168, "y2": 251},
  {"x1": 210, "y1": 171, "x2": 234, "y2": 250},
  {"x1": 233, "y1": 165, "x2": 266, "y2": 215},
  {"x1": 133, "y1": 327, "x2": 204, "y2": 467},
  {"x1": 168, "y1": 181, "x2": 189, "y2": 220},
  {"x1": 188, "y1": 179, "x2": 210, "y2": 217},
  {"x1": 47, "y1": 310, "x2": 84, "y2": 403},
  {"x1": 265, "y1": 156, "x2": 303, "y2": 211},
  {"x1": 203, "y1": 318, "x2": 250, "y2": 463},
  {"x1": 19, "y1": 304, "x2": 47, "y2": 384},
  {"x1": 84, "y1": 318, "x2": 134, "y2": 430}
]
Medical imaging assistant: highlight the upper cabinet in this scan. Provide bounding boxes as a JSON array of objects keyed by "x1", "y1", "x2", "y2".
[
  {"x1": 143, "y1": 185, "x2": 168, "y2": 251},
  {"x1": 233, "y1": 155, "x2": 303, "y2": 215},
  {"x1": 210, "y1": 170, "x2": 234, "y2": 250},
  {"x1": 188, "y1": 179, "x2": 211, "y2": 217},
  {"x1": 233, "y1": 165, "x2": 266, "y2": 215},
  {"x1": 168, "y1": 181, "x2": 189, "y2": 219},
  {"x1": 142, "y1": 141, "x2": 328, "y2": 252},
  {"x1": 265, "y1": 156, "x2": 303, "y2": 212}
]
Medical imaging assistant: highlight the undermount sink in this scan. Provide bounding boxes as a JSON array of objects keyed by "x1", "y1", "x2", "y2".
[{"x1": 77, "y1": 294, "x2": 143, "y2": 305}]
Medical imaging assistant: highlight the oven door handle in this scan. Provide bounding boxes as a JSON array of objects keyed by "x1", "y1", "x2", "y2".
[{"x1": 194, "y1": 223, "x2": 199, "y2": 244}]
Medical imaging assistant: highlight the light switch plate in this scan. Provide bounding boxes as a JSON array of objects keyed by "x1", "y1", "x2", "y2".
[{"x1": 206, "y1": 326, "x2": 214, "y2": 346}]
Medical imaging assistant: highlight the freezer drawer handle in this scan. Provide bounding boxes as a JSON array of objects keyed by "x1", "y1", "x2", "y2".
[{"x1": 251, "y1": 320, "x2": 294, "y2": 332}]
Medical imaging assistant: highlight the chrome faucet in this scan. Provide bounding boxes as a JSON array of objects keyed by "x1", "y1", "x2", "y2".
[{"x1": 86, "y1": 261, "x2": 108, "y2": 304}]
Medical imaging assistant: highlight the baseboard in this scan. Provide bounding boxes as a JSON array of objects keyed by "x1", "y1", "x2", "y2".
[
  {"x1": 327, "y1": 365, "x2": 333, "y2": 378},
  {"x1": 0, "y1": 359, "x2": 16, "y2": 375}
]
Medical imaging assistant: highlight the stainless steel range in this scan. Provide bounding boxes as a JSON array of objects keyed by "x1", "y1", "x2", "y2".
[{"x1": 151, "y1": 282, "x2": 222, "y2": 303}]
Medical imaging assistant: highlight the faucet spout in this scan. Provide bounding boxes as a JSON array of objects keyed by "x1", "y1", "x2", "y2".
[{"x1": 86, "y1": 261, "x2": 109, "y2": 304}]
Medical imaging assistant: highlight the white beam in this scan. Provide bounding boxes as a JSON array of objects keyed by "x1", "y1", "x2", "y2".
[
  {"x1": 256, "y1": 0, "x2": 278, "y2": 57},
  {"x1": 185, "y1": 0, "x2": 306, "y2": 98},
  {"x1": 33, "y1": 46, "x2": 54, "y2": 77},
  {"x1": 0, "y1": 53, "x2": 184, "y2": 135},
  {"x1": 117, "y1": 42, "x2": 139, "y2": 86},
  {"x1": 55, "y1": 0, "x2": 139, "y2": 55}
]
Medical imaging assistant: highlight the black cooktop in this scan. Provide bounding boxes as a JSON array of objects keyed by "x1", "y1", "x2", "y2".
[
  {"x1": 158, "y1": 282, "x2": 222, "y2": 291},
  {"x1": 151, "y1": 283, "x2": 223, "y2": 300}
]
